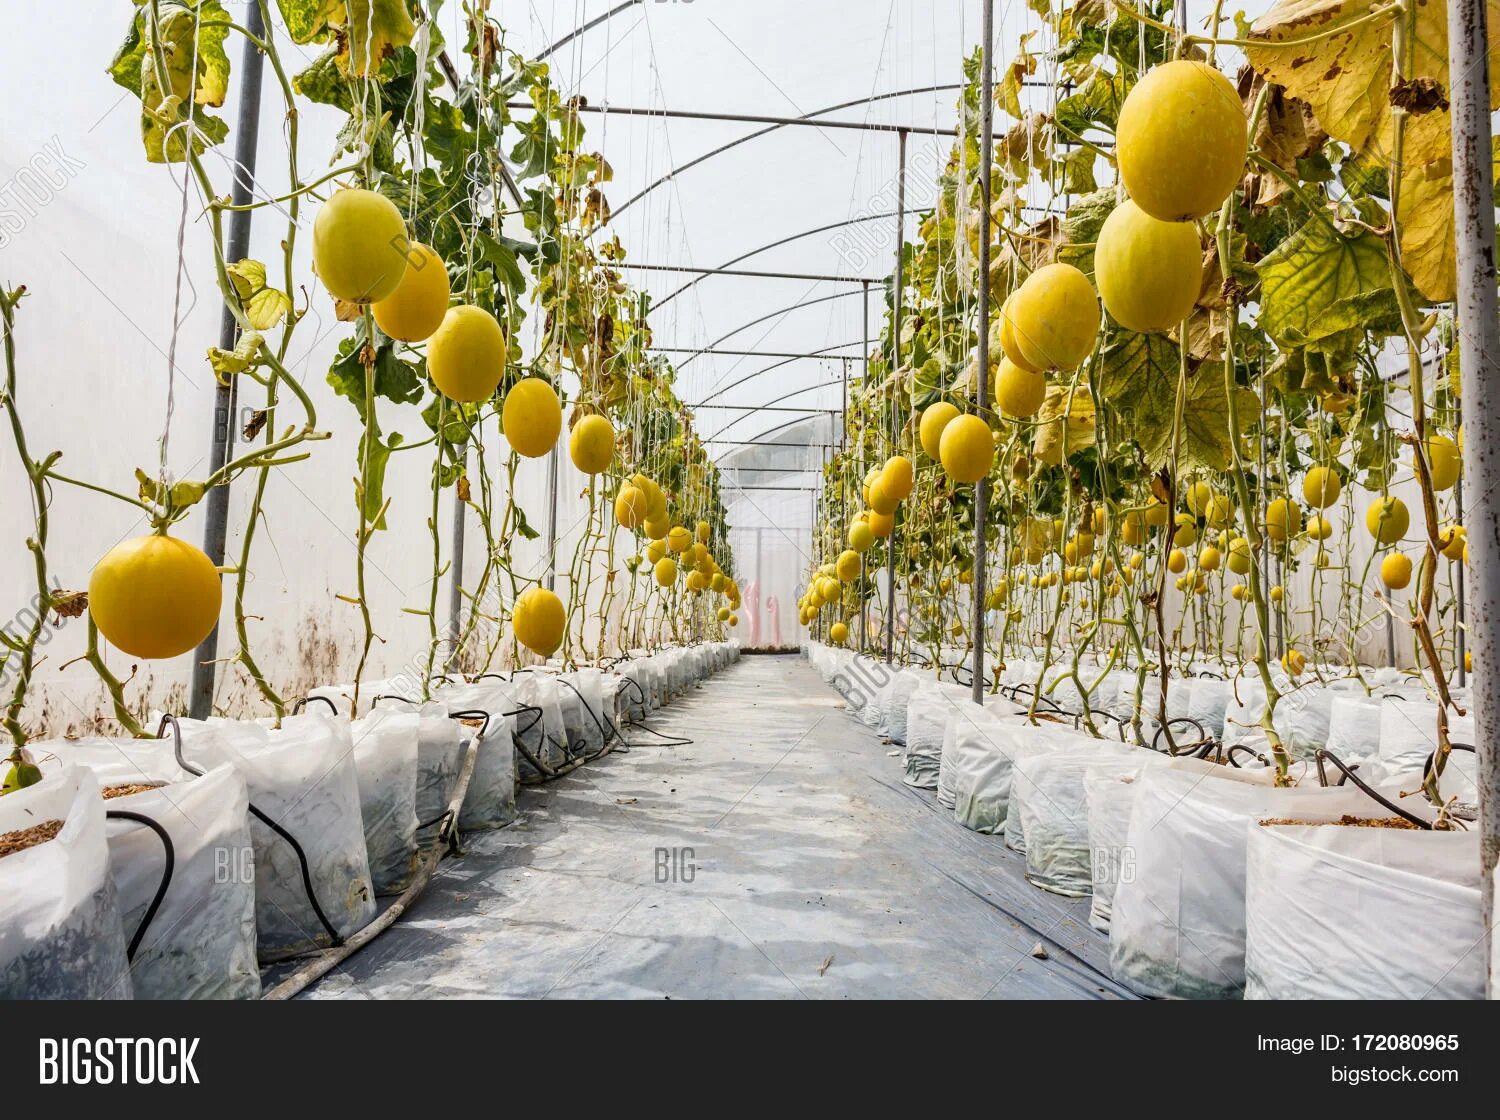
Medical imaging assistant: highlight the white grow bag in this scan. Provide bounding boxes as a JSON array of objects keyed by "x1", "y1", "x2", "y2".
[
  {"x1": 1376, "y1": 701, "x2": 1476, "y2": 801},
  {"x1": 1083, "y1": 753, "x2": 1167, "y2": 932},
  {"x1": 433, "y1": 681, "x2": 518, "y2": 828},
  {"x1": 1016, "y1": 740, "x2": 1139, "y2": 897},
  {"x1": 942, "y1": 707, "x2": 1039, "y2": 835},
  {"x1": 350, "y1": 709, "x2": 420, "y2": 895},
  {"x1": 1109, "y1": 759, "x2": 1381, "y2": 999},
  {"x1": 903, "y1": 685, "x2": 964, "y2": 790},
  {"x1": 0, "y1": 766, "x2": 132, "y2": 998},
  {"x1": 1245, "y1": 825, "x2": 1482, "y2": 999},
  {"x1": 41, "y1": 739, "x2": 260, "y2": 1000},
  {"x1": 1323, "y1": 695, "x2": 1382, "y2": 772},
  {"x1": 179, "y1": 714, "x2": 376, "y2": 959}
]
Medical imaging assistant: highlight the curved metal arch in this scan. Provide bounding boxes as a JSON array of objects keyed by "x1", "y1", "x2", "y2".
[
  {"x1": 605, "y1": 83, "x2": 965, "y2": 225},
  {"x1": 704, "y1": 379, "x2": 847, "y2": 443},
  {"x1": 537, "y1": 0, "x2": 642, "y2": 61},
  {"x1": 691, "y1": 339, "x2": 865, "y2": 401},
  {"x1": 654, "y1": 209, "x2": 915, "y2": 312},
  {"x1": 705, "y1": 287, "x2": 881, "y2": 353},
  {"x1": 710, "y1": 412, "x2": 829, "y2": 457}
]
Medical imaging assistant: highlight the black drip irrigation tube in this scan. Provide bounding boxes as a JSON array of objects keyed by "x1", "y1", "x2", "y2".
[
  {"x1": 103, "y1": 808, "x2": 174, "y2": 962},
  {"x1": 157, "y1": 714, "x2": 346, "y2": 951}
]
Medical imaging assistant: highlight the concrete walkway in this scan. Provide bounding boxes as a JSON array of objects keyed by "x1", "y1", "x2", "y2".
[{"x1": 305, "y1": 653, "x2": 1131, "y2": 999}]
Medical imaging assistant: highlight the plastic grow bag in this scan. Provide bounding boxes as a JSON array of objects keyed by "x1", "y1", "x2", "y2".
[
  {"x1": 1083, "y1": 754, "x2": 1167, "y2": 932},
  {"x1": 1186, "y1": 677, "x2": 1230, "y2": 740},
  {"x1": 41, "y1": 740, "x2": 260, "y2": 1000},
  {"x1": 1109, "y1": 760, "x2": 1377, "y2": 999},
  {"x1": 433, "y1": 681, "x2": 519, "y2": 828},
  {"x1": 178, "y1": 714, "x2": 376, "y2": 959},
  {"x1": 903, "y1": 685, "x2": 967, "y2": 790},
  {"x1": 1323, "y1": 695, "x2": 1383, "y2": 772},
  {"x1": 512, "y1": 672, "x2": 568, "y2": 777},
  {"x1": 943, "y1": 707, "x2": 1032, "y2": 835},
  {"x1": 1244, "y1": 824, "x2": 1481, "y2": 1000},
  {"x1": 1016, "y1": 740, "x2": 1138, "y2": 897},
  {"x1": 1376, "y1": 700, "x2": 1476, "y2": 799},
  {"x1": 0, "y1": 766, "x2": 132, "y2": 999},
  {"x1": 407, "y1": 701, "x2": 464, "y2": 852},
  {"x1": 350, "y1": 709, "x2": 420, "y2": 895}
]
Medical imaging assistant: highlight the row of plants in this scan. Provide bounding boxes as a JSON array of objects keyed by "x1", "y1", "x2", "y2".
[
  {"x1": 802, "y1": 0, "x2": 1480, "y2": 810},
  {"x1": 2, "y1": 0, "x2": 740, "y2": 783}
]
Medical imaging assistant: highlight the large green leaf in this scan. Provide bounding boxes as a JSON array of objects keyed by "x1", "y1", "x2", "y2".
[
  {"x1": 1097, "y1": 331, "x2": 1252, "y2": 473},
  {"x1": 276, "y1": 0, "x2": 416, "y2": 76},
  {"x1": 109, "y1": 1, "x2": 231, "y2": 163},
  {"x1": 1254, "y1": 214, "x2": 1398, "y2": 347}
]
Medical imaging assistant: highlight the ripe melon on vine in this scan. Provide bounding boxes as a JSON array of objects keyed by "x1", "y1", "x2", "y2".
[
  {"x1": 312, "y1": 188, "x2": 409, "y2": 303},
  {"x1": 1094, "y1": 199, "x2": 1202, "y2": 332},
  {"x1": 1005, "y1": 263, "x2": 1100, "y2": 372},
  {"x1": 89, "y1": 534, "x2": 221, "y2": 659},
  {"x1": 615, "y1": 484, "x2": 647, "y2": 530},
  {"x1": 938, "y1": 414, "x2": 995, "y2": 484},
  {"x1": 569, "y1": 414, "x2": 615, "y2": 474},
  {"x1": 849, "y1": 521, "x2": 874, "y2": 552},
  {"x1": 502, "y1": 378, "x2": 561, "y2": 457},
  {"x1": 867, "y1": 509, "x2": 894, "y2": 538},
  {"x1": 512, "y1": 586, "x2": 565, "y2": 657},
  {"x1": 632, "y1": 474, "x2": 668, "y2": 520},
  {"x1": 427, "y1": 305, "x2": 506, "y2": 402},
  {"x1": 881, "y1": 455, "x2": 914, "y2": 500},
  {"x1": 1426, "y1": 434, "x2": 1461, "y2": 491},
  {"x1": 654, "y1": 557, "x2": 678, "y2": 586},
  {"x1": 1366, "y1": 496, "x2": 1409, "y2": 544},
  {"x1": 1116, "y1": 60, "x2": 1247, "y2": 222},
  {"x1": 995, "y1": 357, "x2": 1046, "y2": 418},
  {"x1": 836, "y1": 550, "x2": 862, "y2": 582},
  {"x1": 1303, "y1": 466, "x2": 1340, "y2": 509},
  {"x1": 868, "y1": 477, "x2": 900, "y2": 515},
  {"x1": 372, "y1": 242, "x2": 449, "y2": 341},
  {"x1": 919, "y1": 402, "x2": 960, "y2": 459}
]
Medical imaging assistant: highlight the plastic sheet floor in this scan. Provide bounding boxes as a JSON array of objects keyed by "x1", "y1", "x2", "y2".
[{"x1": 303, "y1": 654, "x2": 1135, "y2": 999}]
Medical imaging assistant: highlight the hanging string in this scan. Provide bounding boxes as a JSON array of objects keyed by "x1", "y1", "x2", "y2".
[{"x1": 156, "y1": 0, "x2": 209, "y2": 507}]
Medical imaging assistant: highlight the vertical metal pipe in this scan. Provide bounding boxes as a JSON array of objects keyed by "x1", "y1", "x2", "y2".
[
  {"x1": 970, "y1": 0, "x2": 994, "y2": 705},
  {"x1": 1457, "y1": 468, "x2": 1468, "y2": 686},
  {"x1": 860, "y1": 280, "x2": 870, "y2": 653},
  {"x1": 448, "y1": 446, "x2": 468, "y2": 652},
  {"x1": 190, "y1": 1, "x2": 266, "y2": 720},
  {"x1": 544, "y1": 444, "x2": 560, "y2": 591},
  {"x1": 1448, "y1": 0, "x2": 1500, "y2": 993},
  {"x1": 885, "y1": 130, "x2": 908, "y2": 664}
]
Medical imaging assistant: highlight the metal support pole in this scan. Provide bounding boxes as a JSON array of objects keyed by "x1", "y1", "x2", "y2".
[
  {"x1": 544, "y1": 445, "x2": 559, "y2": 591},
  {"x1": 1448, "y1": 0, "x2": 1500, "y2": 993},
  {"x1": 448, "y1": 446, "x2": 468, "y2": 653},
  {"x1": 190, "y1": 0, "x2": 266, "y2": 720},
  {"x1": 1457, "y1": 467, "x2": 1468, "y2": 686},
  {"x1": 860, "y1": 280, "x2": 870, "y2": 654},
  {"x1": 970, "y1": 0, "x2": 995, "y2": 705},
  {"x1": 885, "y1": 130, "x2": 908, "y2": 664}
]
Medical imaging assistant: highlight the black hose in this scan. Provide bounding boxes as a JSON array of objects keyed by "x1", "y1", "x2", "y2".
[
  {"x1": 292, "y1": 695, "x2": 339, "y2": 715},
  {"x1": 157, "y1": 713, "x2": 344, "y2": 948},
  {"x1": 104, "y1": 808, "x2": 174, "y2": 962},
  {"x1": 1315, "y1": 749, "x2": 1433, "y2": 829}
]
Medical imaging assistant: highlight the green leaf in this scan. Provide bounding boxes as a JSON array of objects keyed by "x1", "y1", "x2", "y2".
[
  {"x1": 1057, "y1": 188, "x2": 1116, "y2": 278},
  {"x1": 1097, "y1": 331, "x2": 1252, "y2": 473},
  {"x1": 327, "y1": 330, "x2": 425, "y2": 409},
  {"x1": 512, "y1": 503, "x2": 540, "y2": 541},
  {"x1": 475, "y1": 231, "x2": 528, "y2": 297},
  {"x1": 208, "y1": 330, "x2": 263, "y2": 378},
  {"x1": 226, "y1": 260, "x2": 292, "y2": 330},
  {"x1": 109, "y1": 1, "x2": 232, "y2": 163},
  {"x1": 275, "y1": 0, "x2": 416, "y2": 76},
  {"x1": 1254, "y1": 214, "x2": 1399, "y2": 348},
  {"x1": 356, "y1": 428, "x2": 401, "y2": 530}
]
